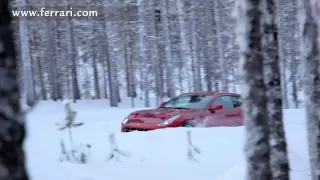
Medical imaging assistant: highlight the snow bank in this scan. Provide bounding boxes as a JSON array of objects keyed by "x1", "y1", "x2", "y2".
[{"x1": 24, "y1": 100, "x2": 310, "y2": 180}]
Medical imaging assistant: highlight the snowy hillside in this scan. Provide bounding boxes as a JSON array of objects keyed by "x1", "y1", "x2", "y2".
[{"x1": 25, "y1": 99, "x2": 310, "y2": 180}]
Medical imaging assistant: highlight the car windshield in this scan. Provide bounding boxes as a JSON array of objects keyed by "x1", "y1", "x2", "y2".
[{"x1": 162, "y1": 94, "x2": 213, "y2": 110}]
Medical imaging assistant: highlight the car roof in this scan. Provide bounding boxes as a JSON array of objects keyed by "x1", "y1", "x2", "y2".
[{"x1": 181, "y1": 91, "x2": 240, "y2": 96}]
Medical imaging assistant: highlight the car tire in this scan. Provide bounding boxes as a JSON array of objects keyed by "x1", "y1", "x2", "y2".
[{"x1": 182, "y1": 120, "x2": 196, "y2": 127}]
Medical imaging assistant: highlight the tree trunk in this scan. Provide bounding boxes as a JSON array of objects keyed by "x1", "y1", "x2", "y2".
[
  {"x1": 18, "y1": 0, "x2": 36, "y2": 104},
  {"x1": 262, "y1": 0, "x2": 290, "y2": 179},
  {"x1": 213, "y1": 0, "x2": 227, "y2": 92},
  {"x1": 124, "y1": 39, "x2": 131, "y2": 97},
  {"x1": 190, "y1": 0, "x2": 201, "y2": 91},
  {"x1": 205, "y1": 0, "x2": 220, "y2": 91},
  {"x1": 154, "y1": 7, "x2": 165, "y2": 100},
  {"x1": 138, "y1": 0, "x2": 150, "y2": 107},
  {"x1": 100, "y1": 53, "x2": 108, "y2": 99},
  {"x1": 0, "y1": 0, "x2": 30, "y2": 179},
  {"x1": 46, "y1": 20, "x2": 58, "y2": 101},
  {"x1": 150, "y1": 0, "x2": 162, "y2": 106},
  {"x1": 36, "y1": 55, "x2": 46, "y2": 100},
  {"x1": 160, "y1": 0, "x2": 175, "y2": 97},
  {"x1": 105, "y1": 21, "x2": 118, "y2": 107},
  {"x1": 92, "y1": 54, "x2": 100, "y2": 99},
  {"x1": 177, "y1": 0, "x2": 193, "y2": 92},
  {"x1": 235, "y1": 0, "x2": 272, "y2": 179},
  {"x1": 64, "y1": 5, "x2": 80, "y2": 102},
  {"x1": 300, "y1": 0, "x2": 320, "y2": 179},
  {"x1": 29, "y1": 23, "x2": 46, "y2": 100},
  {"x1": 70, "y1": 54, "x2": 80, "y2": 102},
  {"x1": 291, "y1": 74, "x2": 298, "y2": 108}
]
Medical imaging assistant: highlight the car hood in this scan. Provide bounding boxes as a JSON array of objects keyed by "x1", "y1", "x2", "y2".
[{"x1": 129, "y1": 108, "x2": 199, "y2": 123}]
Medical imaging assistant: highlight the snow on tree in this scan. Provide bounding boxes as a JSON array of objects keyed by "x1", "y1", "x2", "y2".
[
  {"x1": 234, "y1": 0, "x2": 272, "y2": 179},
  {"x1": 299, "y1": 0, "x2": 320, "y2": 178},
  {"x1": 261, "y1": 0, "x2": 290, "y2": 179},
  {"x1": 0, "y1": 0, "x2": 30, "y2": 179}
]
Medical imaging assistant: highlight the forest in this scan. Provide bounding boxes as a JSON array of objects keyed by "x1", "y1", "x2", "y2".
[{"x1": 13, "y1": 0, "x2": 301, "y2": 108}]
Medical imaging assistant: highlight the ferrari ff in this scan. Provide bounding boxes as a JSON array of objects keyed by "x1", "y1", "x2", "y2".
[{"x1": 121, "y1": 91, "x2": 243, "y2": 132}]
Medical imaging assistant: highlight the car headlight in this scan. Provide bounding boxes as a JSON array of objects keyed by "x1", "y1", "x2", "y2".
[
  {"x1": 122, "y1": 116, "x2": 129, "y2": 124},
  {"x1": 158, "y1": 115, "x2": 180, "y2": 126}
]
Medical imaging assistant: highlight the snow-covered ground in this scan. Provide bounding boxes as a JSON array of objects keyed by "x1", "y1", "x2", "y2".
[{"x1": 25, "y1": 99, "x2": 310, "y2": 180}]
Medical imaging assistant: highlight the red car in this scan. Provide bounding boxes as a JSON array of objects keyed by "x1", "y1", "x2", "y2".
[{"x1": 121, "y1": 91, "x2": 244, "y2": 132}]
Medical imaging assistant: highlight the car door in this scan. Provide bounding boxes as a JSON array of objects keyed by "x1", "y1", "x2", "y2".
[{"x1": 206, "y1": 95, "x2": 240, "y2": 127}]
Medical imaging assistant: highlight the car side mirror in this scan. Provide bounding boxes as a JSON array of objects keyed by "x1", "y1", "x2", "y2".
[
  {"x1": 160, "y1": 101, "x2": 166, "y2": 107},
  {"x1": 209, "y1": 104, "x2": 223, "y2": 113},
  {"x1": 213, "y1": 104, "x2": 223, "y2": 110}
]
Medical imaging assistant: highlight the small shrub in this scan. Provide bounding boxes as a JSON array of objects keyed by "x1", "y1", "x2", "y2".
[
  {"x1": 57, "y1": 102, "x2": 91, "y2": 164},
  {"x1": 106, "y1": 133, "x2": 130, "y2": 162},
  {"x1": 187, "y1": 130, "x2": 201, "y2": 161}
]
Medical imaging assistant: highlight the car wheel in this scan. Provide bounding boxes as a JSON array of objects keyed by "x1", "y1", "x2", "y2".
[{"x1": 182, "y1": 120, "x2": 196, "y2": 127}]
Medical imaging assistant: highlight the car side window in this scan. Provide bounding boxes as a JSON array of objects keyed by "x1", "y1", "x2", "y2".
[
  {"x1": 211, "y1": 96, "x2": 234, "y2": 109},
  {"x1": 166, "y1": 96, "x2": 190, "y2": 106},
  {"x1": 232, "y1": 96, "x2": 242, "y2": 107}
]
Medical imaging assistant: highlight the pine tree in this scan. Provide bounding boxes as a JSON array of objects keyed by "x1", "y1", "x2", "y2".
[
  {"x1": 235, "y1": 0, "x2": 272, "y2": 179},
  {"x1": 300, "y1": 0, "x2": 320, "y2": 179},
  {"x1": 262, "y1": 0, "x2": 290, "y2": 179},
  {"x1": 0, "y1": 0, "x2": 29, "y2": 179}
]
